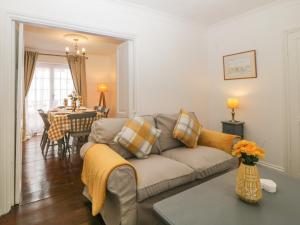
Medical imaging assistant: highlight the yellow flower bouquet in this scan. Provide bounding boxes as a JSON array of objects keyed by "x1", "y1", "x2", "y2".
[{"x1": 232, "y1": 140, "x2": 265, "y2": 166}]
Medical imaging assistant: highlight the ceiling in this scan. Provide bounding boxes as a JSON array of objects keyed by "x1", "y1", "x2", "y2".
[
  {"x1": 116, "y1": 0, "x2": 280, "y2": 25},
  {"x1": 24, "y1": 25, "x2": 124, "y2": 55}
]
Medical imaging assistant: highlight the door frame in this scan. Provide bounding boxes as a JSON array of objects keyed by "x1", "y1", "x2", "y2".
[
  {"x1": 284, "y1": 27, "x2": 300, "y2": 178},
  {"x1": 116, "y1": 41, "x2": 134, "y2": 117},
  {"x1": 1, "y1": 11, "x2": 138, "y2": 214},
  {"x1": 15, "y1": 22, "x2": 24, "y2": 204}
]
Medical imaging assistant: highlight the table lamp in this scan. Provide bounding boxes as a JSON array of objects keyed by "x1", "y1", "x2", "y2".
[
  {"x1": 97, "y1": 84, "x2": 108, "y2": 107},
  {"x1": 227, "y1": 98, "x2": 239, "y2": 122}
]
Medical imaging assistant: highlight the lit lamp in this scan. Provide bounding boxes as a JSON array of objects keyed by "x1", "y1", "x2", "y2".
[
  {"x1": 97, "y1": 84, "x2": 108, "y2": 107},
  {"x1": 227, "y1": 98, "x2": 239, "y2": 122}
]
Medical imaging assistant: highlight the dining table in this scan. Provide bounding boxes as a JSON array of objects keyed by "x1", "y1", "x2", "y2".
[{"x1": 47, "y1": 107, "x2": 101, "y2": 142}]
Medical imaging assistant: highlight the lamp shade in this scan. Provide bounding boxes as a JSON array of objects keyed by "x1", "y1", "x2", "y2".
[
  {"x1": 227, "y1": 98, "x2": 239, "y2": 109},
  {"x1": 97, "y1": 84, "x2": 108, "y2": 93}
]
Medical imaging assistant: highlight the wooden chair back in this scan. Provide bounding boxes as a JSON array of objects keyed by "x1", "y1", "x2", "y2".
[
  {"x1": 67, "y1": 111, "x2": 97, "y2": 137},
  {"x1": 38, "y1": 109, "x2": 50, "y2": 130}
]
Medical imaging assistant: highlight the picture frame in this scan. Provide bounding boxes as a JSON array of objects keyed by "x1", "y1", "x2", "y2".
[{"x1": 223, "y1": 50, "x2": 257, "y2": 80}]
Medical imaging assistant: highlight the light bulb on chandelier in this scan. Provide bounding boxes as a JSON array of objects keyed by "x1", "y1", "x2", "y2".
[{"x1": 65, "y1": 46, "x2": 70, "y2": 55}]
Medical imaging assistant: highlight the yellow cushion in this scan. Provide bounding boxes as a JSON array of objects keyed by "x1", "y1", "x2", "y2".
[
  {"x1": 173, "y1": 109, "x2": 202, "y2": 148},
  {"x1": 198, "y1": 128, "x2": 240, "y2": 155},
  {"x1": 114, "y1": 117, "x2": 161, "y2": 159}
]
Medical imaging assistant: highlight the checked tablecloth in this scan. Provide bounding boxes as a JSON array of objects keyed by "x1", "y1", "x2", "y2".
[{"x1": 47, "y1": 111, "x2": 101, "y2": 141}]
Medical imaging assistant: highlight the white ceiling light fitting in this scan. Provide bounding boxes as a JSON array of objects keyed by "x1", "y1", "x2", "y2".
[{"x1": 64, "y1": 33, "x2": 88, "y2": 56}]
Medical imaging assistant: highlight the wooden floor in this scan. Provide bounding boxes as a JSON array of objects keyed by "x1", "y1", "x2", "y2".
[{"x1": 0, "y1": 136, "x2": 105, "y2": 225}]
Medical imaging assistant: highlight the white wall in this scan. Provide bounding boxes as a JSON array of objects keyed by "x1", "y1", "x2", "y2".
[
  {"x1": 207, "y1": 0, "x2": 300, "y2": 171},
  {"x1": 85, "y1": 53, "x2": 117, "y2": 116},
  {"x1": 0, "y1": 0, "x2": 208, "y2": 215},
  {"x1": 1, "y1": 0, "x2": 299, "y2": 217},
  {"x1": 1, "y1": 0, "x2": 208, "y2": 118}
]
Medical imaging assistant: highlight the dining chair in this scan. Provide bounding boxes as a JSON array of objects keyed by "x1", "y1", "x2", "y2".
[
  {"x1": 66, "y1": 111, "x2": 97, "y2": 152},
  {"x1": 94, "y1": 106, "x2": 110, "y2": 118},
  {"x1": 37, "y1": 109, "x2": 50, "y2": 154},
  {"x1": 37, "y1": 109, "x2": 62, "y2": 159}
]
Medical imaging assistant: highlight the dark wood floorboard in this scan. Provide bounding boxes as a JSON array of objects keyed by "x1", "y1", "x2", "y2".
[{"x1": 0, "y1": 136, "x2": 105, "y2": 225}]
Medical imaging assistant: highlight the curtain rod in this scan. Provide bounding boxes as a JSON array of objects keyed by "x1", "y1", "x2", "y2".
[{"x1": 38, "y1": 52, "x2": 88, "y2": 59}]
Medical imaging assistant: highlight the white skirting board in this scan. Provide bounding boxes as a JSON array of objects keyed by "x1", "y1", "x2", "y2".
[{"x1": 258, "y1": 161, "x2": 285, "y2": 174}]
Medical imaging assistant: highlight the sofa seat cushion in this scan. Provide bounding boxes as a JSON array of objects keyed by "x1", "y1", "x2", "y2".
[
  {"x1": 162, "y1": 146, "x2": 238, "y2": 179},
  {"x1": 128, "y1": 155, "x2": 195, "y2": 202}
]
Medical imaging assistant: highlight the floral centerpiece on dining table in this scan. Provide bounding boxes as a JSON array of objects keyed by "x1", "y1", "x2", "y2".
[
  {"x1": 232, "y1": 140, "x2": 265, "y2": 203},
  {"x1": 68, "y1": 91, "x2": 81, "y2": 111}
]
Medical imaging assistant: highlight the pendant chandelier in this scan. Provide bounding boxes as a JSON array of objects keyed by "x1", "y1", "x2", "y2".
[{"x1": 64, "y1": 33, "x2": 88, "y2": 56}]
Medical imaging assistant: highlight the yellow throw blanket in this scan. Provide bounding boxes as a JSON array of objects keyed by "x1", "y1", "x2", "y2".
[{"x1": 81, "y1": 144, "x2": 137, "y2": 216}]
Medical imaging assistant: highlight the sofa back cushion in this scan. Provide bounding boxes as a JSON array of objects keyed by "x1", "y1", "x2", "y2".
[
  {"x1": 89, "y1": 116, "x2": 160, "y2": 158},
  {"x1": 89, "y1": 117, "x2": 133, "y2": 159},
  {"x1": 155, "y1": 113, "x2": 184, "y2": 151}
]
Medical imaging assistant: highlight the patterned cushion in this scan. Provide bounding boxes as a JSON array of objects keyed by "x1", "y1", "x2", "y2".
[
  {"x1": 155, "y1": 112, "x2": 199, "y2": 151},
  {"x1": 173, "y1": 109, "x2": 201, "y2": 148},
  {"x1": 114, "y1": 117, "x2": 161, "y2": 159},
  {"x1": 89, "y1": 116, "x2": 161, "y2": 159}
]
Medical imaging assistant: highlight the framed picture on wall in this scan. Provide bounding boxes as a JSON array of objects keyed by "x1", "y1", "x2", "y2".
[{"x1": 223, "y1": 50, "x2": 257, "y2": 80}]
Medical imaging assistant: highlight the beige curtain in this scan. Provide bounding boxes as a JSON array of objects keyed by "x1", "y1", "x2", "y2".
[
  {"x1": 67, "y1": 55, "x2": 87, "y2": 106},
  {"x1": 23, "y1": 51, "x2": 39, "y2": 140},
  {"x1": 24, "y1": 51, "x2": 39, "y2": 97}
]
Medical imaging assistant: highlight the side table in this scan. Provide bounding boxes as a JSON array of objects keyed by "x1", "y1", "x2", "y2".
[{"x1": 221, "y1": 121, "x2": 244, "y2": 138}]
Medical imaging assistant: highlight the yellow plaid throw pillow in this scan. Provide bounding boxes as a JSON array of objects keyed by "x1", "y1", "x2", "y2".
[
  {"x1": 114, "y1": 117, "x2": 161, "y2": 159},
  {"x1": 173, "y1": 109, "x2": 202, "y2": 148}
]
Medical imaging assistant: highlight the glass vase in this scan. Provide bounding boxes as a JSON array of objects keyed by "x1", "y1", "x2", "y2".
[
  {"x1": 63, "y1": 98, "x2": 68, "y2": 108},
  {"x1": 236, "y1": 162, "x2": 262, "y2": 203}
]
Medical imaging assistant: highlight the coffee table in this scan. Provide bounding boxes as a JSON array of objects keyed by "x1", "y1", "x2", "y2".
[{"x1": 153, "y1": 166, "x2": 300, "y2": 225}]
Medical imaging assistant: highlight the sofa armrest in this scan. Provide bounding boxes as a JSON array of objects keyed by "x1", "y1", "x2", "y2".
[
  {"x1": 80, "y1": 142, "x2": 95, "y2": 158},
  {"x1": 81, "y1": 143, "x2": 137, "y2": 225},
  {"x1": 102, "y1": 165, "x2": 137, "y2": 225},
  {"x1": 198, "y1": 128, "x2": 241, "y2": 155}
]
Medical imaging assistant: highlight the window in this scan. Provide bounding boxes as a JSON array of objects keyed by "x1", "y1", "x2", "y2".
[
  {"x1": 53, "y1": 66, "x2": 75, "y2": 106},
  {"x1": 26, "y1": 62, "x2": 74, "y2": 135}
]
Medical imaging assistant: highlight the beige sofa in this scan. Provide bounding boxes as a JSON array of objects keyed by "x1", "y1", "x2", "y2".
[{"x1": 80, "y1": 113, "x2": 240, "y2": 225}]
